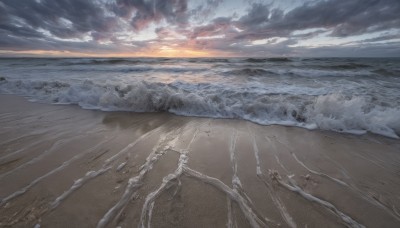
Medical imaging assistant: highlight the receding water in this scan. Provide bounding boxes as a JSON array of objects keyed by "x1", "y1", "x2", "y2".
[{"x1": 1, "y1": 57, "x2": 399, "y2": 138}]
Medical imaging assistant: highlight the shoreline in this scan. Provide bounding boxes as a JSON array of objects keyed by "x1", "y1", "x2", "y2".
[
  {"x1": 1, "y1": 56, "x2": 399, "y2": 140},
  {"x1": 1, "y1": 94, "x2": 400, "y2": 227},
  {"x1": 1, "y1": 91, "x2": 398, "y2": 140}
]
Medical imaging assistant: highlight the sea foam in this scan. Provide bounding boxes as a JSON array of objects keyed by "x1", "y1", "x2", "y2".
[
  {"x1": 1, "y1": 78, "x2": 399, "y2": 138},
  {"x1": 0, "y1": 57, "x2": 399, "y2": 138}
]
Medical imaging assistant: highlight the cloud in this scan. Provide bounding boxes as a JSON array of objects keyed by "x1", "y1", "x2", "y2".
[
  {"x1": 190, "y1": 17, "x2": 232, "y2": 39},
  {"x1": 231, "y1": 0, "x2": 400, "y2": 40},
  {"x1": 184, "y1": 0, "x2": 400, "y2": 56},
  {"x1": 112, "y1": 0, "x2": 189, "y2": 31},
  {"x1": 358, "y1": 34, "x2": 400, "y2": 43},
  {"x1": 0, "y1": 0, "x2": 119, "y2": 39},
  {"x1": 0, "y1": 0, "x2": 191, "y2": 42},
  {"x1": 190, "y1": 0, "x2": 224, "y2": 22},
  {"x1": 0, "y1": 0, "x2": 399, "y2": 57},
  {"x1": 236, "y1": 3, "x2": 271, "y2": 28}
]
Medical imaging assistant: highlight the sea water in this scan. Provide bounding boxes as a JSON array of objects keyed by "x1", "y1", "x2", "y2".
[{"x1": 0, "y1": 57, "x2": 399, "y2": 138}]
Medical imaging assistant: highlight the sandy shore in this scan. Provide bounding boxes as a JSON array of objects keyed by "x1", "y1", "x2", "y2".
[{"x1": 0, "y1": 95, "x2": 400, "y2": 228}]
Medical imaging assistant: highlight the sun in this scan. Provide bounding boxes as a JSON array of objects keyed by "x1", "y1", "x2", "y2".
[{"x1": 156, "y1": 46, "x2": 213, "y2": 58}]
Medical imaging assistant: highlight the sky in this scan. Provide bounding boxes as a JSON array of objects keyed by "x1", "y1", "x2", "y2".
[{"x1": 0, "y1": 0, "x2": 400, "y2": 57}]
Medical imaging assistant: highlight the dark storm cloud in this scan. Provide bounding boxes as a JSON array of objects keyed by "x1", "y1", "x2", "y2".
[
  {"x1": 111, "y1": 0, "x2": 189, "y2": 30},
  {"x1": 0, "y1": 0, "x2": 194, "y2": 53},
  {"x1": 190, "y1": 17, "x2": 232, "y2": 39},
  {"x1": 0, "y1": 0, "x2": 400, "y2": 56},
  {"x1": 0, "y1": 0, "x2": 117, "y2": 39},
  {"x1": 0, "y1": 31, "x2": 151, "y2": 56},
  {"x1": 278, "y1": 0, "x2": 400, "y2": 37},
  {"x1": 0, "y1": 0, "x2": 123, "y2": 55},
  {"x1": 190, "y1": 0, "x2": 400, "y2": 40},
  {"x1": 190, "y1": 0, "x2": 224, "y2": 22},
  {"x1": 182, "y1": 0, "x2": 400, "y2": 56},
  {"x1": 296, "y1": 0, "x2": 397, "y2": 36}
]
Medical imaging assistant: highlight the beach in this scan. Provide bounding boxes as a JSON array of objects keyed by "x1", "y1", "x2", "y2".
[
  {"x1": 1, "y1": 0, "x2": 400, "y2": 226},
  {"x1": 1, "y1": 94, "x2": 400, "y2": 227}
]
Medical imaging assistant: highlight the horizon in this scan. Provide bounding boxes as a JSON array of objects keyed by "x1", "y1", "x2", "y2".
[
  {"x1": 2, "y1": 55, "x2": 400, "y2": 59},
  {"x1": 1, "y1": 0, "x2": 400, "y2": 58}
]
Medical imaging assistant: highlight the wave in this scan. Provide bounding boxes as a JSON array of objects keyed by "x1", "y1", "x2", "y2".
[
  {"x1": 372, "y1": 68, "x2": 399, "y2": 77},
  {"x1": 245, "y1": 58, "x2": 292, "y2": 63},
  {"x1": 224, "y1": 68, "x2": 272, "y2": 76},
  {"x1": 1, "y1": 78, "x2": 399, "y2": 138},
  {"x1": 187, "y1": 58, "x2": 230, "y2": 63},
  {"x1": 59, "y1": 59, "x2": 141, "y2": 66},
  {"x1": 57, "y1": 58, "x2": 177, "y2": 66},
  {"x1": 57, "y1": 58, "x2": 234, "y2": 66},
  {"x1": 319, "y1": 63, "x2": 371, "y2": 70},
  {"x1": 56, "y1": 66, "x2": 207, "y2": 74},
  {"x1": 60, "y1": 58, "x2": 231, "y2": 66}
]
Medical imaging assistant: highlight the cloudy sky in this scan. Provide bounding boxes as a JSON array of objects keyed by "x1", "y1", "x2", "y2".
[{"x1": 1, "y1": 0, "x2": 399, "y2": 57}]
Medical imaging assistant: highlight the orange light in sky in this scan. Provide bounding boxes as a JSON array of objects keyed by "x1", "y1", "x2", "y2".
[
  {"x1": 156, "y1": 46, "x2": 213, "y2": 57},
  {"x1": 0, "y1": 47, "x2": 225, "y2": 58},
  {"x1": 0, "y1": 50, "x2": 98, "y2": 57}
]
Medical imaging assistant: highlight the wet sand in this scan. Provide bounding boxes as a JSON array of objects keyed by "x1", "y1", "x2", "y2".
[{"x1": 1, "y1": 94, "x2": 400, "y2": 228}]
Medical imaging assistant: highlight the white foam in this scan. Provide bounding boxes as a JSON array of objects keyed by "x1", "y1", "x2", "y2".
[
  {"x1": 0, "y1": 132, "x2": 63, "y2": 165},
  {"x1": 251, "y1": 135, "x2": 262, "y2": 175},
  {"x1": 259, "y1": 174, "x2": 297, "y2": 228},
  {"x1": 51, "y1": 123, "x2": 167, "y2": 213},
  {"x1": 291, "y1": 153, "x2": 348, "y2": 186},
  {"x1": 140, "y1": 153, "x2": 188, "y2": 228},
  {"x1": 226, "y1": 197, "x2": 234, "y2": 228},
  {"x1": 97, "y1": 126, "x2": 193, "y2": 228},
  {"x1": 229, "y1": 131, "x2": 242, "y2": 189},
  {"x1": 183, "y1": 167, "x2": 267, "y2": 228},
  {"x1": 0, "y1": 134, "x2": 83, "y2": 181},
  {"x1": 116, "y1": 162, "x2": 127, "y2": 172},
  {"x1": 50, "y1": 167, "x2": 111, "y2": 209},
  {"x1": 270, "y1": 171, "x2": 365, "y2": 228},
  {"x1": 0, "y1": 136, "x2": 113, "y2": 206},
  {"x1": 1, "y1": 58, "x2": 400, "y2": 139},
  {"x1": 271, "y1": 135, "x2": 400, "y2": 222},
  {"x1": 253, "y1": 136, "x2": 297, "y2": 228},
  {"x1": 310, "y1": 94, "x2": 400, "y2": 138}
]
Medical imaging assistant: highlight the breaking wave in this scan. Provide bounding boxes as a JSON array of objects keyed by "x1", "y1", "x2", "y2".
[
  {"x1": 58, "y1": 58, "x2": 176, "y2": 66},
  {"x1": 245, "y1": 57, "x2": 292, "y2": 63},
  {"x1": 224, "y1": 68, "x2": 271, "y2": 76},
  {"x1": 1, "y1": 78, "x2": 399, "y2": 138}
]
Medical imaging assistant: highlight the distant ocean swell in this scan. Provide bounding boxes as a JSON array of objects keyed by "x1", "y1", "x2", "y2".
[
  {"x1": 4, "y1": 57, "x2": 292, "y2": 66},
  {"x1": 1, "y1": 78, "x2": 399, "y2": 138}
]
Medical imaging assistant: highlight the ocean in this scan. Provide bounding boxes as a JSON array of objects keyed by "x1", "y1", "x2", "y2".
[{"x1": 0, "y1": 57, "x2": 399, "y2": 138}]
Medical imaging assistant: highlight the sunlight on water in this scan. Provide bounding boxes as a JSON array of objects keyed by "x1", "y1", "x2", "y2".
[{"x1": 0, "y1": 57, "x2": 399, "y2": 138}]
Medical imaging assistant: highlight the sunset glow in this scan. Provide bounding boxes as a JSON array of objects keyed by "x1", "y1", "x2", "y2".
[{"x1": 0, "y1": 0, "x2": 399, "y2": 57}]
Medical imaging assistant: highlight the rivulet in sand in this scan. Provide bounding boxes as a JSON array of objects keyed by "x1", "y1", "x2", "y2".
[{"x1": 1, "y1": 95, "x2": 400, "y2": 227}]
